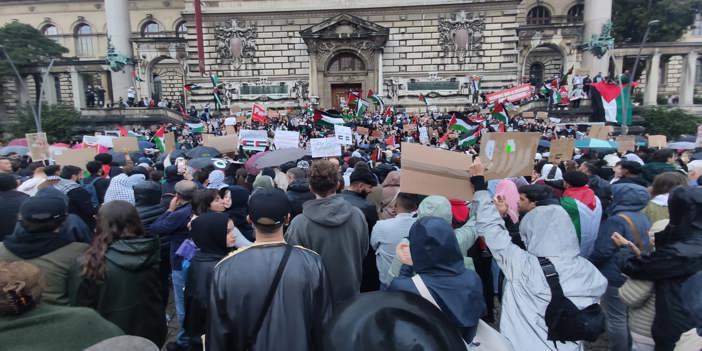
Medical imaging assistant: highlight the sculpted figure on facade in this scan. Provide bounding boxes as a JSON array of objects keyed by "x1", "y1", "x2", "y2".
[{"x1": 214, "y1": 19, "x2": 258, "y2": 68}]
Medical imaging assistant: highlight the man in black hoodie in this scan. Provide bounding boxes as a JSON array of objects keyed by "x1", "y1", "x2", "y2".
[
  {"x1": 0, "y1": 173, "x2": 28, "y2": 241},
  {"x1": 286, "y1": 167, "x2": 314, "y2": 218},
  {"x1": 134, "y1": 180, "x2": 169, "y2": 307},
  {"x1": 55, "y1": 165, "x2": 96, "y2": 230},
  {"x1": 161, "y1": 165, "x2": 184, "y2": 208}
]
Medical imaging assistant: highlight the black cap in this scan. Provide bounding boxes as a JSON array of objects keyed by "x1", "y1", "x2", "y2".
[
  {"x1": 350, "y1": 163, "x2": 378, "y2": 186},
  {"x1": 20, "y1": 196, "x2": 67, "y2": 222},
  {"x1": 248, "y1": 188, "x2": 291, "y2": 227},
  {"x1": 563, "y1": 171, "x2": 589, "y2": 187}
]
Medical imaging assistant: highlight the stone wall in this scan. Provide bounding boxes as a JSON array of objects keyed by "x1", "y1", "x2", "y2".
[{"x1": 153, "y1": 62, "x2": 185, "y2": 104}]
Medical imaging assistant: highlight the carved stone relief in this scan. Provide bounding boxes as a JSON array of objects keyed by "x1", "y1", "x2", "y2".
[
  {"x1": 214, "y1": 19, "x2": 258, "y2": 68},
  {"x1": 438, "y1": 10, "x2": 485, "y2": 63}
]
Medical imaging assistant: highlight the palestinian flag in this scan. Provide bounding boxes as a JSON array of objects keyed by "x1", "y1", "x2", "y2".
[
  {"x1": 468, "y1": 115, "x2": 487, "y2": 124},
  {"x1": 132, "y1": 70, "x2": 144, "y2": 83},
  {"x1": 356, "y1": 99, "x2": 369, "y2": 119},
  {"x1": 591, "y1": 82, "x2": 636, "y2": 125},
  {"x1": 448, "y1": 114, "x2": 478, "y2": 134},
  {"x1": 303, "y1": 103, "x2": 313, "y2": 116},
  {"x1": 491, "y1": 103, "x2": 510, "y2": 124},
  {"x1": 560, "y1": 66, "x2": 574, "y2": 86},
  {"x1": 368, "y1": 90, "x2": 385, "y2": 112},
  {"x1": 313, "y1": 110, "x2": 345, "y2": 127},
  {"x1": 419, "y1": 94, "x2": 430, "y2": 107},
  {"x1": 152, "y1": 126, "x2": 165, "y2": 153},
  {"x1": 210, "y1": 74, "x2": 222, "y2": 108},
  {"x1": 186, "y1": 122, "x2": 205, "y2": 133},
  {"x1": 458, "y1": 125, "x2": 482, "y2": 148},
  {"x1": 184, "y1": 83, "x2": 201, "y2": 91},
  {"x1": 347, "y1": 91, "x2": 360, "y2": 107},
  {"x1": 118, "y1": 126, "x2": 128, "y2": 137},
  {"x1": 560, "y1": 195, "x2": 602, "y2": 256}
]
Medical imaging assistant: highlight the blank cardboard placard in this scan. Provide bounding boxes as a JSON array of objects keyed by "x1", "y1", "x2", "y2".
[
  {"x1": 274, "y1": 130, "x2": 300, "y2": 149},
  {"x1": 26, "y1": 132, "x2": 50, "y2": 161},
  {"x1": 225, "y1": 125, "x2": 237, "y2": 135},
  {"x1": 164, "y1": 133, "x2": 176, "y2": 153},
  {"x1": 51, "y1": 148, "x2": 97, "y2": 168},
  {"x1": 588, "y1": 125, "x2": 612, "y2": 140},
  {"x1": 203, "y1": 134, "x2": 239, "y2": 154},
  {"x1": 550, "y1": 138, "x2": 575, "y2": 161},
  {"x1": 400, "y1": 143, "x2": 473, "y2": 200},
  {"x1": 356, "y1": 127, "x2": 369, "y2": 135},
  {"x1": 310, "y1": 138, "x2": 341, "y2": 158},
  {"x1": 616, "y1": 135, "x2": 636, "y2": 154},
  {"x1": 522, "y1": 111, "x2": 535, "y2": 119},
  {"x1": 479, "y1": 132, "x2": 541, "y2": 180},
  {"x1": 112, "y1": 137, "x2": 139, "y2": 153},
  {"x1": 536, "y1": 111, "x2": 549, "y2": 120},
  {"x1": 403, "y1": 123, "x2": 418, "y2": 133},
  {"x1": 648, "y1": 135, "x2": 667, "y2": 149}
]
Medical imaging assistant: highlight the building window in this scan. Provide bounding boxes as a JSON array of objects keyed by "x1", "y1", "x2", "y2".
[
  {"x1": 74, "y1": 24, "x2": 94, "y2": 57},
  {"x1": 142, "y1": 21, "x2": 161, "y2": 37},
  {"x1": 567, "y1": 5, "x2": 585, "y2": 23},
  {"x1": 42, "y1": 24, "x2": 58, "y2": 41},
  {"x1": 327, "y1": 53, "x2": 366, "y2": 72},
  {"x1": 529, "y1": 62, "x2": 545, "y2": 85},
  {"x1": 176, "y1": 22, "x2": 187, "y2": 37},
  {"x1": 527, "y1": 6, "x2": 551, "y2": 25},
  {"x1": 53, "y1": 74, "x2": 62, "y2": 102},
  {"x1": 693, "y1": 14, "x2": 702, "y2": 36}
]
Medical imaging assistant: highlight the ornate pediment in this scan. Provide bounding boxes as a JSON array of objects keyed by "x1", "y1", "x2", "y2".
[{"x1": 300, "y1": 13, "x2": 389, "y2": 54}]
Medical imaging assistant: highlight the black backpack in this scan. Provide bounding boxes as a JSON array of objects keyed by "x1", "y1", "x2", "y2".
[{"x1": 539, "y1": 257, "x2": 605, "y2": 345}]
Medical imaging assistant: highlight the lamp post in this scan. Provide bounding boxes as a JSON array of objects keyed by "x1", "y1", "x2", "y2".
[{"x1": 621, "y1": 19, "x2": 660, "y2": 135}]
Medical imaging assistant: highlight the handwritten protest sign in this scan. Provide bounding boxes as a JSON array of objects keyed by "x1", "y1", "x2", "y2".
[
  {"x1": 588, "y1": 125, "x2": 612, "y2": 140},
  {"x1": 82, "y1": 135, "x2": 100, "y2": 146},
  {"x1": 203, "y1": 134, "x2": 239, "y2": 154},
  {"x1": 239, "y1": 129, "x2": 268, "y2": 151},
  {"x1": 51, "y1": 148, "x2": 97, "y2": 168},
  {"x1": 648, "y1": 135, "x2": 667, "y2": 149},
  {"x1": 26, "y1": 133, "x2": 50, "y2": 161},
  {"x1": 334, "y1": 125, "x2": 353, "y2": 145},
  {"x1": 224, "y1": 117, "x2": 237, "y2": 126},
  {"x1": 616, "y1": 135, "x2": 636, "y2": 154},
  {"x1": 112, "y1": 137, "x2": 139, "y2": 153},
  {"x1": 549, "y1": 138, "x2": 575, "y2": 161},
  {"x1": 400, "y1": 143, "x2": 473, "y2": 200},
  {"x1": 356, "y1": 127, "x2": 369, "y2": 135},
  {"x1": 485, "y1": 83, "x2": 535, "y2": 104},
  {"x1": 310, "y1": 138, "x2": 341, "y2": 158},
  {"x1": 480, "y1": 132, "x2": 540, "y2": 180},
  {"x1": 274, "y1": 130, "x2": 300, "y2": 149}
]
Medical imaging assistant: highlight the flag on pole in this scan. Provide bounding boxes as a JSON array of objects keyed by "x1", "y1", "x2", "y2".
[
  {"x1": 458, "y1": 125, "x2": 482, "y2": 148},
  {"x1": 210, "y1": 74, "x2": 222, "y2": 110},
  {"x1": 252, "y1": 103, "x2": 269, "y2": 124},
  {"x1": 347, "y1": 91, "x2": 360, "y2": 107},
  {"x1": 591, "y1": 82, "x2": 636, "y2": 125},
  {"x1": 448, "y1": 114, "x2": 479, "y2": 134},
  {"x1": 367, "y1": 90, "x2": 385, "y2": 112},
  {"x1": 185, "y1": 123, "x2": 205, "y2": 133},
  {"x1": 356, "y1": 99, "x2": 369, "y2": 119},
  {"x1": 419, "y1": 94, "x2": 430, "y2": 107},
  {"x1": 184, "y1": 83, "x2": 201, "y2": 91},
  {"x1": 118, "y1": 126, "x2": 128, "y2": 137},
  {"x1": 152, "y1": 126, "x2": 165, "y2": 153},
  {"x1": 491, "y1": 103, "x2": 510, "y2": 124}
]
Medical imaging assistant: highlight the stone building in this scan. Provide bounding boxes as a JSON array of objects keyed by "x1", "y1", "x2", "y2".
[{"x1": 0, "y1": 0, "x2": 701, "y2": 123}]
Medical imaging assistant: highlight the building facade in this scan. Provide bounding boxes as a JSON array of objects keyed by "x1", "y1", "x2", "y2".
[{"x1": 0, "y1": 0, "x2": 700, "y2": 123}]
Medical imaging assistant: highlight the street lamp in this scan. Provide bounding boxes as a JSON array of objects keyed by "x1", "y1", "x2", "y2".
[{"x1": 621, "y1": 19, "x2": 659, "y2": 135}]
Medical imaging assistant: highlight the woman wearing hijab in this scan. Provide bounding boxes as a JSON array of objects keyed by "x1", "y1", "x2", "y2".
[
  {"x1": 389, "y1": 216, "x2": 486, "y2": 344},
  {"x1": 191, "y1": 189, "x2": 251, "y2": 248},
  {"x1": 226, "y1": 185, "x2": 254, "y2": 242},
  {"x1": 184, "y1": 212, "x2": 236, "y2": 347},
  {"x1": 495, "y1": 179, "x2": 521, "y2": 244},
  {"x1": 378, "y1": 171, "x2": 401, "y2": 219}
]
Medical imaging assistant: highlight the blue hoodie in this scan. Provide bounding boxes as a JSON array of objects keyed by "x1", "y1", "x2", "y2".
[
  {"x1": 589, "y1": 183, "x2": 651, "y2": 287},
  {"x1": 389, "y1": 216, "x2": 485, "y2": 344}
]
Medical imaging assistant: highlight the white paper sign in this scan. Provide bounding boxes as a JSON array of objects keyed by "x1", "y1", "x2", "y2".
[
  {"x1": 334, "y1": 125, "x2": 353, "y2": 145},
  {"x1": 224, "y1": 117, "x2": 237, "y2": 126},
  {"x1": 239, "y1": 129, "x2": 268, "y2": 151},
  {"x1": 485, "y1": 140, "x2": 496, "y2": 160},
  {"x1": 96, "y1": 136, "x2": 115, "y2": 148},
  {"x1": 274, "y1": 130, "x2": 300, "y2": 149},
  {"x1": 310, "y1": 138, "x2": 342, "y2": 158},
  {"x1": 419, "y1": 127, "x2": 429, "y2": 144},
  {"x1": 82, "y1": 135, "x2": 99, "y2": 146}
]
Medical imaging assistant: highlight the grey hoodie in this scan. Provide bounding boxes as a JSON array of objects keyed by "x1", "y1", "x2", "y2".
[{"x1": 285, "y1": 195, "x2": 368, "y2": 306}]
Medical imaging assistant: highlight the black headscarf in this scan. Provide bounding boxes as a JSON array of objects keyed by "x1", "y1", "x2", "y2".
[{"x1": 190, "y1": 212, "x2": 230, "y2": 257}]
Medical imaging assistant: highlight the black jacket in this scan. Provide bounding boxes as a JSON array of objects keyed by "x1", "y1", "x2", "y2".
[
  {"x1": 588, "y1": 175, "x2": 612, "y2": 214},
  {"x1": 286, "y1": 179, "x2": 314, "y2": 218},
  {"x1": 621, "y1": 187, "x2": 702, "y2": 350},
  {"x1": 0, "y1": 190, "x2": 29, "y2": 241},
  {"x1": 55, "y1": 180, "x2": 97, "y2": 230},
  {"x1": 184, "y1": 251, "x2": 223, "y2": 338},
  {"x1": 340, "y1": 190, "x2": 379, "y2": 292},
  {"x1": 134, "y1": 181, "x2": 166, "y2": 235},
  {"x1": 82, "y1": 175, "x2": 110, "y2": 204}
]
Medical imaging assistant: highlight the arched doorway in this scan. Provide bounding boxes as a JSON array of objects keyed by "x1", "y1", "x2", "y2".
[
  {"x1": 147, "y1": 56, "x2": 185, "y2": 105},
  {"x1": 151, "y1": 74, "x2": 162, "y2": 101},
  {"x1": 529, "y1": 62, "x2": 545, "y2": 85},
  {"x1": 326, "y1": 52, "x2": 366, "y2": 109},
  {"x1": 524, "y1": 44, "x2": 564, "y2": 85}
]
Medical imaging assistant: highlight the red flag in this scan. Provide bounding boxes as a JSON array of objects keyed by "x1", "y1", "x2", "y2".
[
  {"x1": 348, "y1": 91, "x2": 359, "y2": 106},
  {"x1": 448, "y1": 114, "x2": 457, "y2": 128},
  {"x1": 252, "y1": 103, "x2": 269, "y2": 124},
  {"x1": 313, "y1": 110, "x2": 322, "y2": 122},
  {"x1": 118, "y1": 126, "x2": 128, "y2": 137},
  {"x1": 439, "y1": 132, "x2": 450, "y2": 144},
  {"x1": 367, "y1": 89, "x2": 374, "y2": 99},
  {"x1": 154, "y1": 126, "x2": 165, "y2": 138}
]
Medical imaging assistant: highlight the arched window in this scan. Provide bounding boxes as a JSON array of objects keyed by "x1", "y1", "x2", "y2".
[
  {"x1": 142, "y1": 21, "x2": 161, "y2": 37},
  {"x1": 527, "y1": 6, "x2": 551, "y2": 25},
  {"x1": 567, "y1": 5, "x2": 585, "y2": 23},
  {"x1": 42, "y1": 24, "x2": 58, "y2": 41},
  {"x1": 74, "y1": 24, "x2": 94, "y2": 57},
  {"x1": 529, "y1": 62, "x2": 545, "y2": 85},
  {"x1": 327, "y1": 53, "x2": 366, "y2": 72},
  {"x1": 176, "y1": 22, "x2": 187, "y2": 37}
]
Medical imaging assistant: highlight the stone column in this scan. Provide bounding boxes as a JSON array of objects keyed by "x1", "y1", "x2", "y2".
[
  {"x1": 582, "y1": 0, "x2": 612, "y2": 76},
  {"x1": 377, "y1": 50, "x2": 383, "y2": 96},
  {"x1": 614, "y1": 55, "x2": 624, "y2": 76},
  {"x1": 70, "y1": 66, "x2": 85, "y2": 109},
  {"x1": 679, "y1": 52, "x2": 698, "y2": 105},
  {"x1": 104, "y1": 0, "x2": 135, "y2": 102},
  {"x1": 308, "y1": 53, "x2": 318, "y2": 98},
  {"x1": 644, "y1": 50, "x2": 661, "y2": 106}
]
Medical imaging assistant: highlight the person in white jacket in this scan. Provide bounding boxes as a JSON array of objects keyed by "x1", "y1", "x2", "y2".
[{"x1": 473, "y1": 162, "x2": 607, "y2": 350}]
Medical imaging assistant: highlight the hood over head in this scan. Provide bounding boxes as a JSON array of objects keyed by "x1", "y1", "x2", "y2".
[
  {"x1": 164, "y1": 165, "x2": 184, "y2": 183},
  {"x1": 519, "y1": 205, "x2": 580, "y2": 257},
  {"x1": 417, "y1": 196, "x2": 452, "y2": 224},
  {"x1": 301, "y1": 195, "x2": 353, "y2": 226},
  {"x1": 287, "y1": 178, "x2": 310, "y2": 193},
  {"x1": 133, "y1": 181, "x2": 163, "y2": 206},
  {"x1": 667, "y1": 186, "x2": 702, "y2": 241},
  {"x1": 381, "y1": 170, "x2": 401, "y2": 187},
  {"x1": 608, "y1": 183, "x2": 650, "y2": 215},
  {"x1": 191, "y1": 212, "x2": 230, "y2": 257},
  {"x1": 105, "y1": 237, "x2": 160, "y2": 271}
]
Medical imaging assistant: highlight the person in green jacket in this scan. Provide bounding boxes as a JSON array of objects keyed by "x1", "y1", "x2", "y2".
[
  {"x1": 0, "y1": 261, "x2": 123, "y2": 351},
  {"x1": 642, "y1": 172, "x2": 688, "y2": 224},
  {"x1": 641, "y1": 149, "x2": 684, "y2": 184},
  {"x1": 69, "y1": 201, "x2": 167, "y2": 347}
]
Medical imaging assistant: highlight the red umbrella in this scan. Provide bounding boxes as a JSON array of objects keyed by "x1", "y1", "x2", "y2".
[
  {"x1": 51, "y1": 143, "x2": 70, "y2": 148},
  {"x1": 244, "y1": 151, "x2": 269, "y2": 175},
  {"x1": 72, "y1": 143, "x2": 109, "y2": 153},
  {"x1": 8, "y1": 138, "x2": 27, "y2": 146}
]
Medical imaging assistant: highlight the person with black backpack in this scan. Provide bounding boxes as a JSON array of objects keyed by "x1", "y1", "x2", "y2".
[{"x1": 472, "y1": 158, "x2": 608, "y2": 351}]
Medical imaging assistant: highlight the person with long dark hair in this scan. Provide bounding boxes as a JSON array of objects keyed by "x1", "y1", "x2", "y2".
[{"x1": 69, "y1": 201, "x2": 166, "y2": 347}]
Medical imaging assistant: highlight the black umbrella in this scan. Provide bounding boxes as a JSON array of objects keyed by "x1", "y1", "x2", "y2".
[
  {"x1": 108, "y1": 151, "x2": 126, "y2": 165},
  {"x1": 185, "y1": 146, "x2": 221, "y2": 159},
  {"x1": 187, "y1": 157, "x2": 215, "y2": 169}
]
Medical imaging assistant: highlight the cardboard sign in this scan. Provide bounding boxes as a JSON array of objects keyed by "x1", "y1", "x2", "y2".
[
  {"x1": 274, "y1": 130, "x2": 300, "y2": 149},
  {"x1": 112, "y1": 137, "x2": 139, "y2": 153},
  {"x1": 310, "y1": 137, "x2": 341, "y2": 158},
  {"x1": 203, "y1": 134, "x2": 239, "y2": 154},
  {"x1": 356, "y1": 127, "x2": 370, "y2": 135},
  {"x1": 400, "y1": 143, "x2": 473, "y2": 200},
  {"x1": 616, "y1": 135, "x2": 636, "y2": 154},
  {"x1": 229, "y1": 105, "x2": 242, "y2": 114},
  {"x1": 479, "y1": 132, "x2": 540, "y2": 180},
  {"x1": 403, "y1": 123, "x2": 418, "y2": 133},
  {"x1": 522, "y1": 111, "x2": 535, "y2": 119},
  {"x1": 334, "y1": 125, "x2": 353, "y2": 145},
  {"x1": 225, "y1": 125, "x2": 237, "y2": 135},
  {"x1": 164, "y1": 133, "x2": 176, "y2": 153},
  {"x1": 224, "y1": 117, "x2": 237, "y2": 126},
  {"x1": 549, "y1": 138, "x2": 575, "y2": 161},
  {"x1": 26, "y1": 133, "x2": 50, "y2": 161},
  {"x1": 371, "y1": 130, "x2": 384, "y2": 139},
  {"x1": 236, "y1": 115, "x2": 249, "y2": 123},
  {"x1": 239, "y1": 129, "x2": 268, "y2": 151},
  {"x1": 419, "y1": 127, "x2": 429, "y2": 144},
  {"x1": 648, "y1": 135, "x2": 667, "y2": 149},
  {"x1": 485, "y1": 83, "x2": 535, "y2": 104},
  {"x1": 536, "y1": 111, "x2": 549, "y2": 120},
  {"x1": 51, "y1": 147, "x2": 96, "y2": 168},
  {"x1": 697, "y1": 125, "x2": 702, "y2": 147},
  {"x1": 588, "y1": 125, "x2": 612, "y2": 140}
]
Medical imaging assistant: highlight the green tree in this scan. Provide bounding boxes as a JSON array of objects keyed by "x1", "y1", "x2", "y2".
[
  {"x1": 0, "y1": 21, "x2": 68, "y2": 77},
  {"x1": 640, "y1": 107, "x2": 701, "y2": 139},
  {"x1": 613, "y1": 0, "x2": 702, "y2": 43},
  {"x1": 14, "y1": 103, "x2": 80, "y2": 142}
]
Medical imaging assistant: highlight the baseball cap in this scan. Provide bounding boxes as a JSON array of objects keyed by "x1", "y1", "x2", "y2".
[
  {"x1": 248, "y1": 188, "x2": 291, "y2": 227},
  {"x1": 20, "y1": 196, "x2": 67, "y2": 223}
]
